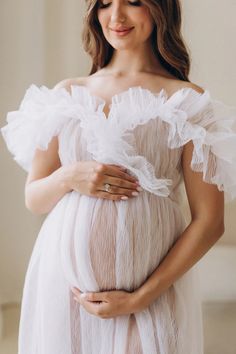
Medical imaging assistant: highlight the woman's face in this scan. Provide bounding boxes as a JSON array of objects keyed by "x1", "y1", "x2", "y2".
[{"x1": 97, "y1": 0, "x2": 155, "y2": 50}]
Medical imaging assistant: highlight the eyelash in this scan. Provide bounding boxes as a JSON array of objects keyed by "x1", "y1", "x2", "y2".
[{"x1": 99, "y1": 1, "x2": 142, "y2": 9}]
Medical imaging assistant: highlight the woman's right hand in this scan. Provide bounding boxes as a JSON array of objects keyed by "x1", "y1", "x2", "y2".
[{"x1": 67, "y1": 161, "x2": 143, "y2": 201}]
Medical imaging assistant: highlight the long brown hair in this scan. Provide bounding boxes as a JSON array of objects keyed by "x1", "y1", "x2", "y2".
[{"x1": 82, "y1": 0, "x2": 191, "y2": 81}]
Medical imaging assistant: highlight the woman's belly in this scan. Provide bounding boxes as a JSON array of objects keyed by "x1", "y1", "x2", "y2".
[{"x1": 58, "y1": 191, "x2": 185, "y2": 293}]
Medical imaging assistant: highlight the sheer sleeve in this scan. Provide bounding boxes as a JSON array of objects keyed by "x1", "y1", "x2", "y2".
[
  {"x1": 1, "y1": 84, "x2": 74, "y2": 172},
  {"x1": 166, "y1": 90, "x2": 236, "y2": 202}
]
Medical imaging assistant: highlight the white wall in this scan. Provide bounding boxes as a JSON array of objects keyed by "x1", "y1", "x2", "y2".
[
  {"x1": 44, "y1": 0, "x2": 90, "y2": 85},
  {"x1": 182, "y1": 0, "x2": 236, "y2": 104}
]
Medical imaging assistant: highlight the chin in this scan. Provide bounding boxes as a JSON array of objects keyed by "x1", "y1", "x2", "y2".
[
  {"x1": 107, "y1": 38, "x2": 137, "y2": 50},
  {"x1": 111, "y1": 44, "x2": 133, "y2": 50}
]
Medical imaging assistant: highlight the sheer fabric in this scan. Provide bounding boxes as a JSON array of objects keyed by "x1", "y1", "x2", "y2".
[{"x1": 1, "y1": 84, "x2": 236, "y2": 354}]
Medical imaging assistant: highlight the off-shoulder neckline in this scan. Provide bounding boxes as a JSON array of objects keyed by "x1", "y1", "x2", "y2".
[{"x1": 63, "y1": 84, "x2": 208, "y2": 120}]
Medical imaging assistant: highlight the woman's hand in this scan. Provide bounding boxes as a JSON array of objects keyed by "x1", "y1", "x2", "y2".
[
  {"x1": 65, "y1": 161, "x2": 142, "y2": 201},
  {"x1": 71, "y1": 287, "x2": 145, "y2": 319}
]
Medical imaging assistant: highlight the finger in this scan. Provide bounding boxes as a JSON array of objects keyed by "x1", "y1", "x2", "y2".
[
  {"x1": 71, "y1": 288, "x2": 90, "y2": 303},
  {"x1": 76, "y1": 294, "x2": 106, "y2": 313},
  {"x1": 83, "y1": 301, "x2": 106, "y2": 317},
  {"x1": 74, "y1": 294, "x2": 112, "y2": 318},
  {"x1": 95, "y1": 190, "x2": 129, "y2": 201},
  {"x1": 84, "y1": 292, "x2": 109, "y2": 302},
  {"x1": 108, "y1": 169, "x2": 138, "y2": 183},
  {"x1": 74, "y1": 295, "x2": 98, "y2": 310},
  {"x1": 71, "y1": 288, "x2": 108, "y2": 303},
  {"x1": 109, "y1": 164, "x2": 127, "y2": 171},
  {"x1": 71, "y1": 287, "x2": 82, "y2": 296},
  {"x1": 99, "y1": 164, "x2": 138, "y2": 183},
  {"x1": 96, "y1": 185, "x2": 141, "y2": 199},
  {"x1": 102, "y1": 176, "x2": 139, "y2": 190}
]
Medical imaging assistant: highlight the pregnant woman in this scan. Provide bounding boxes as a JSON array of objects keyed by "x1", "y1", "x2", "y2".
[{"x1": 1, "y1": 0, "x2": 236, "y2": 353}]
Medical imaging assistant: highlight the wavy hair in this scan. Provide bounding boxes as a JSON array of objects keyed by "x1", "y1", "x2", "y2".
[{"x1": 82, "y1": 0, "x2": 191, "y2": 81}]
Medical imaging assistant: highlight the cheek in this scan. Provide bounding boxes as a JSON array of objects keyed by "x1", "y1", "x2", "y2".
[
  {"x1": 130, "y1": 5, "x2": 153, "y2": 26},
  {"x1": 97, "y1": 11, "x2": 107, "y2": 29},
  {"x1": 133, "y1": 9, "x2": 154, "y2": 34}
]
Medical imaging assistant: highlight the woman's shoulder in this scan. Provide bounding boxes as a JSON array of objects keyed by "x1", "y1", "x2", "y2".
[
  {"x1": 180, "y1": 81, "x2": 205, "y2": 94},
  {"x1": 162, "y1": 77, "x2": 205, "y2": 97},
  {"x1": 53, "y1": 76, "x2": 88, "y2": 92}
]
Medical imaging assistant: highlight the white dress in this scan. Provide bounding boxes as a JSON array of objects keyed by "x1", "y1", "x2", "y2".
[{"x1": 1, "y1": 84, "x2": 236, "y2": 354}]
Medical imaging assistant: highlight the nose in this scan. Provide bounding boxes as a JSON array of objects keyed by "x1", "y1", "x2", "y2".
[{"x1": 110, "y1": 3, "x2": 126, "y2": 23}]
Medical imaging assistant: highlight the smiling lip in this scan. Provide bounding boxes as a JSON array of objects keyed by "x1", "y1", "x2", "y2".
[{"x1": 110, "y1": 27, "x2": 134, "y2": 35}]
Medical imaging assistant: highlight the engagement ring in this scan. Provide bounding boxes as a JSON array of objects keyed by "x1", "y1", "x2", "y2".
[{"x1": 104, "y1": 183, "x2": 112, "y2": 192}]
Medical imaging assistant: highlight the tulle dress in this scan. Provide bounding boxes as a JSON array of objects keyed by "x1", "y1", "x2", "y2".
[{"x1": 1, "y1": 84, "x2": 236, "y2": 354}]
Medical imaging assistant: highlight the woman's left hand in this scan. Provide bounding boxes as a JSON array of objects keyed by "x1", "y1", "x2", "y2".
[{"x1": 71, "y1": 287, "x2": 140, "y2": 319}]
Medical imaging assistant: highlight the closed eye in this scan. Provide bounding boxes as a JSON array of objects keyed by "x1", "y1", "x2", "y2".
[{"x1": 98, "y1": 1, "x2": 142, "y2": 9}]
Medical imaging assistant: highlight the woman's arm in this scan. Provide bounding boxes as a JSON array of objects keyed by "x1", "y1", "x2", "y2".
[
  {"x1": 25, "y1": 137, "x2": 139, "y2": 215},
  {"x1": 133, "y1": 140, "x2": 225, "y2": 309},
  {"x1": 24, "y1": 136, "x2": 74, "y2": 215}
]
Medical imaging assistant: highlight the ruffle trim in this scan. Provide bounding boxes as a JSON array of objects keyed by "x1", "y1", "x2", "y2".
[{"x1": 1, "y1": 84, "x2": 236, "y2": 202}]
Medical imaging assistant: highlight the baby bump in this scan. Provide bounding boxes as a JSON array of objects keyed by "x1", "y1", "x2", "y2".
[
  {"x1": 60, "y1": 193, "x2": 184, "y2": 293},
  {"x1": 67, "y1": 196, "x2": 138, "y2": 292},
  {"x1": 60, "y1": 195, "x2": 119, "y2": 292},
  {"x1": 89, "y1": 203, "x2": 117, "y2": 291},
  {"x1": 86, "y1": 197, "x2": 154, "y2": 292}
]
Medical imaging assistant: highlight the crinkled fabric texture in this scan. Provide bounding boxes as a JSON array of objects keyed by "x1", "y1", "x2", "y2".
[{"x1": 1, "y1": 84, "x2": 236, "y2": 354}]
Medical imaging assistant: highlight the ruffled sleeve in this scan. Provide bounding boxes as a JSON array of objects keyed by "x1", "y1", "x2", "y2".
[
  {"x1": 167, "y1": 89, "x2": 236, "y2": 203},
  {"x1": 1, "y1": 84, "x2": 74, "y2": 172}
]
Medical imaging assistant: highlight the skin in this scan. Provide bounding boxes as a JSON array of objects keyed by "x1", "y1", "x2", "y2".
[{"x1": 26, "y1": 0, "x2": 225, "y2": 319}]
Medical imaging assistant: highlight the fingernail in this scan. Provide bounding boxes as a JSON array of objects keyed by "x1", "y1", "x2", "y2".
[
  {"x1": 80, "y1": 293, "x2": 87, "y2": 298},
  {"x1": 136, "y1": 187, "x2": 143, "y2": 192},
  {"x1": 121, "y1": 196, "x2": 128, "y2": 200},
  {"x1": 132, "y1": 191, "x2": 139, "y2": 196}
]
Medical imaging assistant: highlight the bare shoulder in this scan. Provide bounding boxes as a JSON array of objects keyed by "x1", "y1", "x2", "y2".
[
  {"x1": 174, "y1": 79, "x2": 205, "y2": 95},
  {"x1": 53, "y1": 76, "x2": 88, "y2": 93},
  {"x1": 182, "y1": 81, "x2": 205, "y2": 94},
  {"x1": 161, "y1": 76, "x2": 204, "y2": 96}
]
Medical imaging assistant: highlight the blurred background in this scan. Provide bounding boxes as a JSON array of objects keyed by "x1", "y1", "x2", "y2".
[{"x1": 0, "y1": 0, "x2": 236, "y2": 353}]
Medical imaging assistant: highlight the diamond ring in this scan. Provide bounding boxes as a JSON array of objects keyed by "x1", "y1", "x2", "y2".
[{"x1": 104, "y1": 183, "x2": 112, "y2": 193}]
